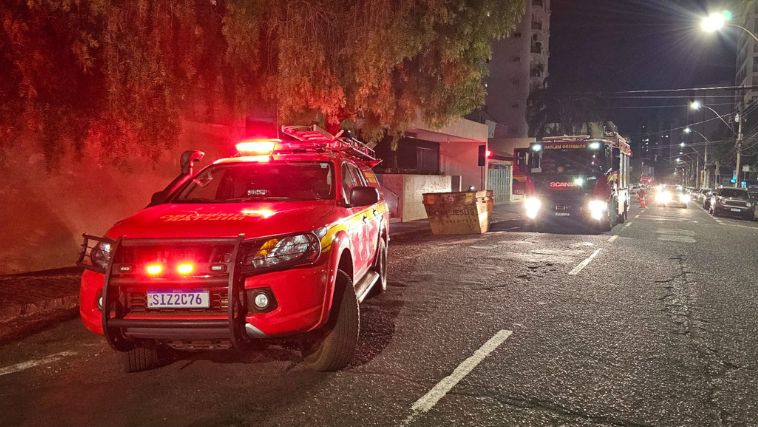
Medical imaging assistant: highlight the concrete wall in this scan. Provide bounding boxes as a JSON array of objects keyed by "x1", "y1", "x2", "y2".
[
  {"x1": 0, "y1": 120, "x2": 237, "y2": 274},
  {"x1": 489, "y1": 137, "x2": 534, "y2": 156},
  {"x1": 377, "y1": 174, "x2": 452, "y2": 222},
  {"x1": 439, "y1": 141, "x2": 484, "y2": 191}
]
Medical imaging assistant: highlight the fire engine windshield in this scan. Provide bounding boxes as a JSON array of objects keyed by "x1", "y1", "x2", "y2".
[
  {"x1": 535, "y1": 149, "x2": 605, "y2": 175},
  {"x1": 172, "y1": 162, "x2": 334, "y2": 203}
]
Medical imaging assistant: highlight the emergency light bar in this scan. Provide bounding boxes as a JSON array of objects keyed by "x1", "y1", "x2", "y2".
[
  {"x1": 235, "y1": 139, "x2": 280, "y2": 155},
  {"x1": 234, "y1": 125, "x2": 379, "y2": 166}
]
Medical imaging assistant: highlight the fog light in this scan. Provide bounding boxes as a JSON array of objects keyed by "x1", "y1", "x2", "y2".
[{"x1": 254, "y1": 293, "x2": 269, "y2": 309}]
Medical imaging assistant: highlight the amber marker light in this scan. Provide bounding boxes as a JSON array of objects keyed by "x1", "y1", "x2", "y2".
[
  {"x1": 145, "y1": 263, "x2": 164, "y2": 276},
  {"x1": 176, "y1": 262, "x2": 195, "y2": 276}
]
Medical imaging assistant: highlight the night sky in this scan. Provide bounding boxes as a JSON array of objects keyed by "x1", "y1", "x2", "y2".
[{"x1": 550, "y1": 0, "x2": 736, "y2": 93}]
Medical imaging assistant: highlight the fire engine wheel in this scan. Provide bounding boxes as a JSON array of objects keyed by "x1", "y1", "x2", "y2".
[
  {"x1": 303, "y1": 270, "x2": 360, "y2": 371},
  {"x1": 121, "y1": 345, "x2": 161, "y2": 373},
  {"x1": 368, "y1": 238, "x2": 388, "y2": 297}
]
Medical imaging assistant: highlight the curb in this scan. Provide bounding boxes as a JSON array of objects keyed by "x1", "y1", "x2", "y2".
[{"x1": 0, "y1": 295, "x2": 79, "y2": 325}]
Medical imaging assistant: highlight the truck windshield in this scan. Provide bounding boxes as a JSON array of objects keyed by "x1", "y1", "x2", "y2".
[
  {"x1": 536, "y1": 149, "x2": 605, "y2": 175},
  {"x1": 172, "y1": 161, "x2": 334, "y2": 203}
]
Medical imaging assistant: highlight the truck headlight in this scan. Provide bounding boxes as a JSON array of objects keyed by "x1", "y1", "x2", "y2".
[
  {"x1": 90, "y1": 242, "x2": 112, "y2": 271},
  {"x1": 525, "y1": 197, "x2": 542, "y2": 219},
  {"x1": 588, "y1": 199, "x2": 607, "y2": 220},
  {"x1": 247, "y1": 233, "x2": 321, "y2": 271}
]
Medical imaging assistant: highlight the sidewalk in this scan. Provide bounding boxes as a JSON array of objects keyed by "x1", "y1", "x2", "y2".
[
  {"x1": 0, "y1": 267, "x2": 81, "y2": 343},
  {"x1": 389, "y1": 200, "x2": 523, "y2": 239}
]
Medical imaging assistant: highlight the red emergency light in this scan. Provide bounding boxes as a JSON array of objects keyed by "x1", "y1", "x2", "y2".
[{"x1": 235, "y1": 139, "x2": 280, "y2": 156}]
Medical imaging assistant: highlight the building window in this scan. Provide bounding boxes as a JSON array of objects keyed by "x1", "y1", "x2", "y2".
[
  {"x1": 511, "y1": 56, "x2": 521, "y2": 62},
  {"x1": 512, "y1": 103, "x2": 520, "y2": 109},
  {"x1": 531, "y1": 42, "x2": 542, "y2": 54},
  {"x1": 533, "y1": 0, "x2": 543, "y2": 6},
  {"x1": 511, "y1": 79, "x2": 520, "y2": 86},
  {"x1": 531, "y1": 20, "x2": 543, "y2": 31},
  {"x1": 512, "y1": 32, "x2": 522, "y2": 38}
]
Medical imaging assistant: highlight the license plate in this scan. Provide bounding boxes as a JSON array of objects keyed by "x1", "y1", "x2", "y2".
[
  {"x1": 555, "y1": 212, "x2": 571, "y2": 217},
  {"x1": 146, "y1": 291, "x2": 210, "y2": 309},
  {"x1": 731, "y1": 208, "x2": 742, "y2": 212}
]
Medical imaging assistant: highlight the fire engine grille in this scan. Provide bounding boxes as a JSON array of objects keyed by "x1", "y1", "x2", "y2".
[{"x1": 125, "y1": 287, "x2": 229, "y2": 313}]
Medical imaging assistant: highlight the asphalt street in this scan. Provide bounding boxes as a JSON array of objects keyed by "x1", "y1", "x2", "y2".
[{"x1": 1, "y1": 203, "x2": 757, "y2": 426}]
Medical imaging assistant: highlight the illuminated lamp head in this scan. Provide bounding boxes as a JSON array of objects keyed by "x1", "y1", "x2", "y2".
[
  {"x1": 531, "y1": 144, "x2": 543, "y2": 152},
  {"x1": 588, "y1": 141, "x2": 602, "y2": 150},
  {"x1": 241, "y1": 208, "x2": 276, "y2": 219},
  {"x1": 235, "y1": 139, "x2": 280, "y2": 156},
  {"x1": 176, "y1": 262, "x2": 195, "y2": 276},
  {"x1": 145, "y1": 263, "x2": 164, "y2": 276}
]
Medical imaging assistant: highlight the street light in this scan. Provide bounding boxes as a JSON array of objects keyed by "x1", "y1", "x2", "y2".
[
  {"x1": 680, "y1": 142, "x2": 686, "y2": 147},
  {"x1": 689, "y1": 100, "x2": 735, "y2": 133},
  {"x1": 700, "y1": 10, "x2": 758, "y2": 42}
]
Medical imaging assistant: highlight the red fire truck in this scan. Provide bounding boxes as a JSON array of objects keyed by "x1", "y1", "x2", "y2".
[{"x1": 521, "y1": 133, "x2": 632, "y2": 232}]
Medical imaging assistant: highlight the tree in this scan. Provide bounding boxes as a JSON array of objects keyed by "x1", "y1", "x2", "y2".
[
  {"x1": 526, "y1": 88, "x2": 606, "y2": 138},
  {"x1": 0, "y1": 0, "x2": 525, "y2": 167}
]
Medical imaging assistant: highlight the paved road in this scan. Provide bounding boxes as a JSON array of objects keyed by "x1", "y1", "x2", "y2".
[{"x1": 1, "y1": 203, "x2": 757, "y2": 426}]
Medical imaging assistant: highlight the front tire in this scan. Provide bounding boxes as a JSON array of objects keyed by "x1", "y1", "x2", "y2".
[
  {"x1": 121, "y1": 345, "x2": 160, "y2": 373},
  {"x1": 368, "y1": 238, "x2": 388, "y2": 297},
  {"x1": 303, "y1": 270, "x2": 359, "y2": 371}
]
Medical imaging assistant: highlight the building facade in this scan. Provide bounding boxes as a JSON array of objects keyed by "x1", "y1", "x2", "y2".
[
  {"x1": 735, "y1": 1, "x2": 758, "y2": 107},
  {"x1": 485, "y1": 0, "x2": 551, "y2": 139}
]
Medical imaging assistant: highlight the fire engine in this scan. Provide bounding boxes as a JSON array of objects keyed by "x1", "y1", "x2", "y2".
[
  {"x1": 78, "y1": 125, "x2": 389, "y2": 372},
  {"x1": 521, "y1": 132, "x2": 632, "y2": 232}
]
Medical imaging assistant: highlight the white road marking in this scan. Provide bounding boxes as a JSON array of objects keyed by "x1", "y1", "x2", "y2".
[
  {"x1": 0, "y1": 351, "x2": 77, "y2": 377},
  {"x1": 403, "y1": 330, "x2": 513, "y2": 425},
  {"x1": 634, "y1": 214, "x2": 640, "y2": 219},
  {"x1": 623, "y1": 221, "x2": 633, "y2": 228},
  {"x1": 568, "y1": 249, "x2": 602, "y2": 275},
  {"x1": 608, "y1": 235, "x2": 618, "y2": 242}
]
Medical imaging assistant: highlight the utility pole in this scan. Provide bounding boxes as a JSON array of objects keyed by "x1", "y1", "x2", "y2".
[
  {"x1": 703, "y1": 141, "x2": 709, "y2": 188},
  {"x1": 735, "y1": 99, "x2": 744, "y2": 188}
]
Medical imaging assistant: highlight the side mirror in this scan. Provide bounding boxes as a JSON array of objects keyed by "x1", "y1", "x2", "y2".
[
  {"x1": 180, "y1": 150, "x2": 205, "y2": 175},
  {"x1": 350, "y1": 186, "x2": 379, "y2": 207},
  {"x1": 149, "y1": 191, "x2": 165, "y2": 206},
  {"x1": 611, "y1": 147, "x2": 620, "y2": 171}
]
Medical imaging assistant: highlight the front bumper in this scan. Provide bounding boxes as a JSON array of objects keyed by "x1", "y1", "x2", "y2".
[
  {"x1": 715, "y1": 205, "x2": 753, "y2": 217},
  {"x1": 79, "y1": 235, "x2": 329, "y2": 350}
]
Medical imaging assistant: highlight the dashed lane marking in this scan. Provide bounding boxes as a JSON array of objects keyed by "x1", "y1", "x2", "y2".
[
  {"x1": 608, "y1": 235, "x2": 619, "y2": 242},
  {"x1": 634, "y1": 214, "x2": 640, "y2": 219},
  {"x1": 403, "y1": 330, "x2": 513, "y2": 425},
  {"x1": 568, "y1": 249, "x2": 602, "y2": 276},
  {"x1": 623, "y1": 221, "x2": 633, "y2": 228},
  {"x1": 0, "y1": 351, "x2": 77, "y2": 377}
]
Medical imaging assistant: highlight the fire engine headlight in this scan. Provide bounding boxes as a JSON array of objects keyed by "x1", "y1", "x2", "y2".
[
  {"x1": 248, "y1": 233, "x2": 321, "y2": 271},
  {"x1": 525, "y1": 197, "x2": 542, "y2": 219},
  {"x1": 90, "y1": 242, "x2": 112, "y2": 271},
  {"x1": 588, "y1": 199, "x2": 608, "y2": 220}
]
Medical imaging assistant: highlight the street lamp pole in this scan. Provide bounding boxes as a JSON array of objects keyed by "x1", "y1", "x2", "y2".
[{"x1": 684, "y1": 127, "x2": 710, "y2": 188}]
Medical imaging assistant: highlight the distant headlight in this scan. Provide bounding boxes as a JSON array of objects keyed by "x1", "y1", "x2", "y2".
[
  {"x1": 656, "y1": 191, "x2": 672, "y2": 204},
  {"x1": 525, "y1": 197, "x2": 542, "y2": 219},
  {"x1": 588, "y1": 199, "x2": 608, "y2": 220}
]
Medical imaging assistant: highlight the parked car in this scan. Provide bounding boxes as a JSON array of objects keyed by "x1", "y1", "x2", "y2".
[
  {"x1": 709, "y1": 188, "x2": 755, "y2": 220},
  {"x1": 77, "y1": 125, "x2": 390, "y2": 372}
]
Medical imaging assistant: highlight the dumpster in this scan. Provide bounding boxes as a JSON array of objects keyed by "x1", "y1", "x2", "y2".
[{"x1": 422, "y1": 191, "x2": 493, "y2": 235}]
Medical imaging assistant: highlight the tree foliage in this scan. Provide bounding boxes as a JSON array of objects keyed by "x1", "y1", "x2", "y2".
[
  {"x1": 1, "y1": 0, "x2": 524, "y2": 166},
  {"x1": 527, "y1": 88, "x2": 607, "y2": 138}
]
